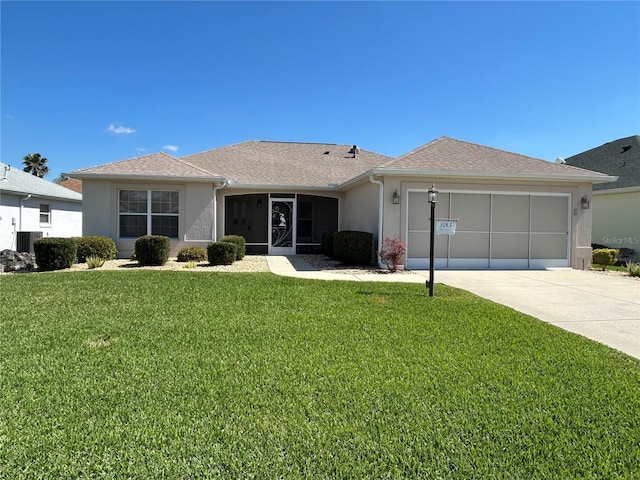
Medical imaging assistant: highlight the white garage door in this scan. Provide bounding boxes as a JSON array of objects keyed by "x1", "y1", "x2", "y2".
[{"x1": 407, "y1": 191, "x2": 570, "y2": 269}]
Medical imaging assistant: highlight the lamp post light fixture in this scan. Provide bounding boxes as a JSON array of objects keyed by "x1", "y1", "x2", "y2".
[{"x1": 427, "y1": 183, "x2": 438, "y2": 297}]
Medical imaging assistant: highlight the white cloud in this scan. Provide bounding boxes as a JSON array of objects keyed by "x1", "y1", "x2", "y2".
[
  {"x1": 163, "y1": 145, "x2": 179, "y2": 152},
  {"x1": 107, "y1": 123, "x2": 136, "y2": 135},
  {"x1": 5, "y1": 114, "x2": 14, "y2": 120},
  {"x1": 136, "y1": 147, "x2": 148, "y2": 152}
]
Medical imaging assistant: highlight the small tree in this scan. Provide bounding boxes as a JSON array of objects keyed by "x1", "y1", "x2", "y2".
[
  {"x1": 379, "y1": 236, "x2": 407, "y2": 272},
  {"x1": 22, "y1": 153, "x2": 49, "y2": 178}
]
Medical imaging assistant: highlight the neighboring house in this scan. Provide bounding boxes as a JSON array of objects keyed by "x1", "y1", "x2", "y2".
[
  {"x1": 67, "y1": 137, "x2": 614, "y2": 269},
  {"x1": 564, "y1": 135, "x2": 640, "y2": 259},
  {"x1": 0, "y1": 162, "x2": 83, "y2": 252},
  {"x1": 58, "y1": 177, "x2": 83, "y2": 194}
]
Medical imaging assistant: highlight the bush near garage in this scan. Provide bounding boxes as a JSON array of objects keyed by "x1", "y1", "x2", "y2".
[
  {"x1": 333, "y1": 230, "x2": 374, "y2": 266},
  {"x1": 135, "y1": 235, "x2": 171, "y2": 266},
  {"x1": 592, "y1": 248, "x2": 618, "y2": 271},
  {"x1": 207, "y1": 242, "x2": 237, "y2": 266},
  {"x1": 75, "y1": 236, "x2": 117, "y2": 263},
  {"x1": 220, "y1": 235, "x2": 246, "y2": 260},
  {"x1": 33, "y1": 237, "x2": 77, "y2": 271}
]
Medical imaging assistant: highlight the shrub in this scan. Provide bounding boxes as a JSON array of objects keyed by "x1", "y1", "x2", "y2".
[
  {"x1": 86, "y1": 256, "x2": 106, "y2": 269},
  {"x1": 221, "y1": 235, "x2": 246, "y2": 260},
  {"x1": 177, "y1": 246, "x2": 207, "y2": 263},
  {"x1": 627, "y1": 262, "x2": 640, "y2": 278},
  {"x1": 207, "y1": 242, "x2": 237, "y2": 266},
  {"x1": 379, "y1": 236, "x2": 407, "y2": 272},
  {"x1": 333, "y1": 231, "x2": 374, "y2": 266},
  {"x1": 321, "y1": 231, "x2": 335, "y2": 258},
  {"x1": 75, "y1": 236, "x2": 117, "y2": 263},
  {"x1": 33, "y1": 237, "x2": 77, "y2": 271},
  {"x1": 135, "y1": 235, "x2": 171, "y2": 266},
  {"x1": 617, "y1": 248, "x2": 636, "y2": 265},
  {"x1": 592, "y1": 248, "x2": 618, "y2": 271}
]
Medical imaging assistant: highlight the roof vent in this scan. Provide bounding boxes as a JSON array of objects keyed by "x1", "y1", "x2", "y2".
[
  {"x1": 324, "y1": 151, "x2": 330, "y2": 155},
  {"x1": 2, "y1": 165, "x2": 9, "y2": 181},
  {"x1": 621, "y1": 145, "x2": 632, "y2": 153},
  {"x1": 348, "y1": 145, "x2": 360, "y2": 158},
  {"x1": 555, "y1": 157, "x2": 566, "y2": 164}
]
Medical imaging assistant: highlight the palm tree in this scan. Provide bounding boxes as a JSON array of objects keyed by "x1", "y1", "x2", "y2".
[{"x1": 22, "y1": 153, "x2": 49, "y2": 178}]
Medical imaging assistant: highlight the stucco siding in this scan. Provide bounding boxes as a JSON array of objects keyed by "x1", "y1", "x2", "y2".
[{"x1": 343, "y1": 182, "x2": 379, "y2": 234}]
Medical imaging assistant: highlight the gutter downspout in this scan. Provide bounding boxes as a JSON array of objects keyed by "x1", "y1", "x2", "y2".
[
  {"x1": 212, "y1": 180, "x2": 228, "y2": 242},
  {"x1": 369, "y1": 175, "x2": 385, "y2": 268}
]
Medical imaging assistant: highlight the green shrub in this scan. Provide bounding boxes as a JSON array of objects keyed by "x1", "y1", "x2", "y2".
[
  {"x1": 627, "y1": 262, "x2": 640, "y2": 278},
  {"x1": 221, "y1": 235, "x2": 246, "y2": 260},
  {"x1": 86, "y1": 256, "x2": 106, "y2": 269},
  {"x1": 176, "y1": 246, "x2": 207, "y2": 262},
  {"x1": 33, "y1": 237, "x2": 77, "y2": 271},
  {"x1": 321, "y1": 231, "x2": 336, "y2": 258},
  {"x1": 592, "y1": 248, "x2": 618, "y2": 271},
  {"x1": 333, "y1": 231, "x2": 374, "y2": 266},
  {"x1": 207, "y1": 242, "x2": 237, "y2": 266},
  {"x1": 134, "y1": 235, "x2": 171, "y2": 266},
  {"x1": 75, "y1": 236, "x2": 117, "y2": 263}
]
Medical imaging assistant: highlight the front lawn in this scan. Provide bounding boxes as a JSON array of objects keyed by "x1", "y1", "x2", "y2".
[{"x1": 1, "y1": 271, "x2": 638, "y2": 478}]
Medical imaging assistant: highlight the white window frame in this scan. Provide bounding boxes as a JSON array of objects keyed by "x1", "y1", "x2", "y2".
[
  {"x1": 39, "y1": 203, "x2": 51, "y2": 225},
  {"x1": 118, "y1": 189, "x2": 179, "y2": 239}
]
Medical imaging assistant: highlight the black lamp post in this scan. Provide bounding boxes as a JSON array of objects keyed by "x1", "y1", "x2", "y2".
[{"x1": 427, "y1": 184, "x2": 438, "y2": 297}]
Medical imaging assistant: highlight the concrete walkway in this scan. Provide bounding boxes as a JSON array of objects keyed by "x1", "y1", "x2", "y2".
[{"x1": 267, "y1": 256, "x2": 640, "y2": 359}]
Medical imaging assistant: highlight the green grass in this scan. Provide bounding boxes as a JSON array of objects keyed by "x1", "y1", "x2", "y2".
[{"x1": 1, "y1": 271, "x2": 638, "y2": 479}]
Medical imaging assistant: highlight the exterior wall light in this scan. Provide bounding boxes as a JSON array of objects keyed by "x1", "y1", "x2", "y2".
[
  {"x1": 392, "y1": 190, "x2": 400, "y2": 205},
  {"x1": 581, "y1": 195, "x2": 590, "y2": 209}
]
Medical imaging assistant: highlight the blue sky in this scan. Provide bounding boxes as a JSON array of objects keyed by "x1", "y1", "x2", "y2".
[{"x1": 1, "y1": 1, "x2": 639, "y2": 181}]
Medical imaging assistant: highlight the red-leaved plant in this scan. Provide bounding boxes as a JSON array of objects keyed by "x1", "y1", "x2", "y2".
[{"x1": 379, "y1": 236, "x2": 407, "y2": 272}]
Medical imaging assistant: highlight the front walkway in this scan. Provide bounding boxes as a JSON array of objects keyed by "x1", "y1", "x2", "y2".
[{"x1": 267, "y1": 257, "x2": 640, "y2": 360}]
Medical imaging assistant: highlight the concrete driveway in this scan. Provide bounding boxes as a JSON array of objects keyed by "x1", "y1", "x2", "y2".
[{"x1": 432, "y1": 269, "x2": 640, "y2": 360}]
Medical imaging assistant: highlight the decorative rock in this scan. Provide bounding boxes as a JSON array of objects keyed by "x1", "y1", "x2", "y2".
[{"x1": 0, "y1": 249, "x2": 37, "y2": 273}]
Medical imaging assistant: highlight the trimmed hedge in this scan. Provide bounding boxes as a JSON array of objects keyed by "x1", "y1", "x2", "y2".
[
  {"x1": 322, "y1": 231, "x2": 335, "y2": 259},
  {"x1": 221, "y1": 235, "x2": 246, "y2": 260},
  {"x1": 592, "y1": 248, "x2": 618, "y2": 271},
  {"x1": 177, "y1": 246, "x2": 207, "y2": 262},
  {"x1": 333, "y1": 230, "x2": 373, "y2": 266},
  {"x1": 75, "y1": 236, "x2": 117, "y2": 263},
  {"x1": 135, "y1": 235, "x2": 171, "y2": 266},
  {"x1": 33, "y1": 237, "x2": 77, "y2": 271},
  {"x1": 207, "y1": 242, "x2": 237, "y2": 266}
]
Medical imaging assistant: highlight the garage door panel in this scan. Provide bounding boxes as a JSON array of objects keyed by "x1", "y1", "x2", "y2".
[
  {"x1": 531, "y1": 234, "x2": 568, "y2": 259},
  {"x1": 531, "y1": 196, "x2": 568, "y2": 233},
  {"x1": 450, "y1": 233, "x2": 489, "y2": 258},
  {"x1": 452, "y1": 194, "x2": 490, "y2": 232},
  {"x1": 491, "y1": 233, "x2": 529, "y2": 259},
  {"x1": 492, "y1": 195, "x2": 529, "y2": 232},
  {"x1": 408, "y1": 231, "x2": 448, "y2": 258}
]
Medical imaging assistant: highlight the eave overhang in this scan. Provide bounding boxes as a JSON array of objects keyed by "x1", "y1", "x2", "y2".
[{"x1": 338, "y1": 168, "x2": 618, "y2": 190}]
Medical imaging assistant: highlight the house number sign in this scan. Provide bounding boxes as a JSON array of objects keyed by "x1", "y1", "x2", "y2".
[{"x1": 435, "y1": 219, "x2": 458, "y2": 235}]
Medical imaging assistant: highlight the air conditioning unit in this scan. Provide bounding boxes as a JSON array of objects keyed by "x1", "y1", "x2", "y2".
[{"x1": 16, "y1": 231, "x2": 43, "y2": 254}]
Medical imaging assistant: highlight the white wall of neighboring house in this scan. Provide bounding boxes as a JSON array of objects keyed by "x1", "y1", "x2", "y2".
[{"x1": 0, "y1": 193, "x2": 82, "y2": 251}]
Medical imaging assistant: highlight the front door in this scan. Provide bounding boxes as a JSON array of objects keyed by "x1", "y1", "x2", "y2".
[{"x1": 269, "y1": 199, "x2": 295, "y2": 255}]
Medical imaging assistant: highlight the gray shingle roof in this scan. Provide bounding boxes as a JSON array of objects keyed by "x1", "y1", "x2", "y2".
[
  {"x1": 0, "y1": 162, "x2": 82, "y2": 201},
  {"x1": 68, "y1": 138, "x2": 614, "y2": 187},
  {"x1": 564, "y1": 135, "x2": 640, "y2": 190},
  {"x1": 182, "y1": 141, "x2": 391, "y2": 187},
  {"x1": 71, "y1": 152, "x2": 216, "y2": 179},
  {"x1": 384, "y1": 137, "x2": 612, "y2": 180}
]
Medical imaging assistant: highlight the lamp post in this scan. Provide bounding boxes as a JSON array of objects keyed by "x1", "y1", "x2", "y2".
[{"x1": 427, "y1": 184, "x2": 438, "y2": 297}]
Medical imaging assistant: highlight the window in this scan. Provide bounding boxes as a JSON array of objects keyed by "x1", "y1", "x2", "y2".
[
  {"x1": 119, "y1": 190, "x2": 179, "y2": 238},
  {"x1": 39, "y1": 204, "x2": 51, "y2": 224}
]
